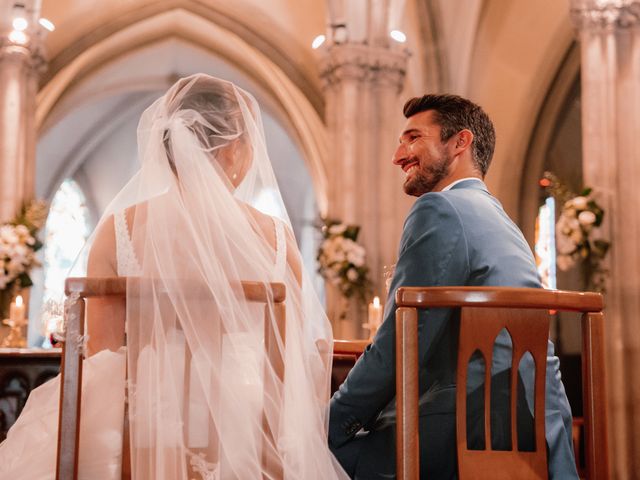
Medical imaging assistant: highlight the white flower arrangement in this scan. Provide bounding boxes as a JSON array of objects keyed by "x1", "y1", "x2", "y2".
[
  {"x1": 0, "y1": 224, "x2": 39, "y2": 289},
  {"x1": 0, "y1": 200, "x2": 47, "y2": 315},
  {"x1": 543, "y1": 172, "x2": 609, "y2": 291},
  {"x1": 317, "y1": 218, "x2": 370, "y2": 303}
]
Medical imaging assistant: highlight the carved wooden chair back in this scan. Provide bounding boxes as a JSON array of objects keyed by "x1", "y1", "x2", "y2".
[
  {"x1": 394, "y1": 287, "x2": 607, "y2": 480},
  {"x1": 55, "y1": 277, "x2": 286, "y2": 480}
]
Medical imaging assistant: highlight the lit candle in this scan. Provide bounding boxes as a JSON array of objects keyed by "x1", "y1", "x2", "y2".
[
  {"x1": 10, "y1": 295, "x2": 26, "y2": 326},
  {"x1": 367, "y1": 296, "x2": 383, "y2": 338}
]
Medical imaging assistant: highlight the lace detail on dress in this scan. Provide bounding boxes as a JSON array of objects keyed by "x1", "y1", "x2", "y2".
[
  {"x1": 188, "y1": 452, "x2": 219, "y2": 480},
  {"x1": 114, "y1": 210, "x2": 142, "y2": 276},
  {"x1": 63, "y1": 291, "x2": 90, "y2": 357},
  {"x1": 273, "y1": 217, "x2": 286, "y2": 281}
]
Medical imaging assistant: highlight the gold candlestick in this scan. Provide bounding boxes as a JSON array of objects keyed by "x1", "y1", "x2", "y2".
[{"x1": 1, "y1": 295, "x2": 27, "y2": 348}]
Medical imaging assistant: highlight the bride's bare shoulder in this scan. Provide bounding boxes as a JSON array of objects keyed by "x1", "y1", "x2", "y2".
[
  {"x1": 282, "y1": 222, "x2": 302, "y2": 285},
  {"x1": 243, "y1": 204, "x2": 278, "y2": 246},
  {"x1": 87, "y1": 203, "x2": 148, "y2": 276},
  {"x1": 243, "y1": 205, "x2": 302, "y2": 284},
  {"x1": 243, "y1": 204, "x2": 272, "y2": 229},
  {"x1": 87, "y1": 214, "x2": 117, "y2": 276}
]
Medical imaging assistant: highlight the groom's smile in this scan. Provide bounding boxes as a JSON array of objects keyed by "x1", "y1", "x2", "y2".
[
  {"x1": 403, "y1": 162, "x2": 419, "y2": 175},
  {"x1": 393, "y1": 110, "x2": 453, "y2": 196}
]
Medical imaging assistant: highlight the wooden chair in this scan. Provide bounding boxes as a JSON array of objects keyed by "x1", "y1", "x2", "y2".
[
  {"x1": 333, "y1": 339, "x2": 370, "y2": 357},
  {"x1": 394, "y1": 287, "x2": 607, "y2": 480},
  {"x1": 55, "y1": 277, "x2": 286, "y2": 480},
  {"x1": 331, "y1": 340, "x2": 370, "y2": 395}
]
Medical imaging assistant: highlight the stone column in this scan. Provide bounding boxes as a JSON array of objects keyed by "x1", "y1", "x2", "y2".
[
  {"x1": 0, "y1": 5, "x2": 48, "y2": 347},
  {"x1": 0, "y1": 19, "x2": 46, "y2": 222},
  {"x1": 570, "y1": 1, "x2": 640, "y2": 477},
  {"x1": 320, "y1": 0, "x2": 409, "y2": 337}
]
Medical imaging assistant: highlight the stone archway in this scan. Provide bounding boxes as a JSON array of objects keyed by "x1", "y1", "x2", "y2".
[
  {"x1": 519, "y1": 42, "x2": 581, "y2": 245},
  {"x1": 37, "y1": 5, "x2": 330, "y2": 212}
]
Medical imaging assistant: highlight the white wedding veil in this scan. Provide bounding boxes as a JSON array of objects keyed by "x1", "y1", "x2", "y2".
[{"x1": 76, "y1": 74, "x2": 347, "y2": 479}]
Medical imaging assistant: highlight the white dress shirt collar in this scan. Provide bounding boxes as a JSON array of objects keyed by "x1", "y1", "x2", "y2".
[{"x1": 441, "y1": 177, "x2": 484, "y2": 192}]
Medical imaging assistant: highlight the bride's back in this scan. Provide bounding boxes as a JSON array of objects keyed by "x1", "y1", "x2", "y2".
[{"x1": 80, "y1": 74, "x2": 343, "y2": 479}]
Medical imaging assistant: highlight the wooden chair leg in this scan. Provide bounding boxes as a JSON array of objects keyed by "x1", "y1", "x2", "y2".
[
  {"x1": 582, "y1": 312, "x2": 609, "y2": 480},
  {"x1": 121, "y1": 407, "x2": 131, "y2": 480},
  {"x1": 261, "y1": 302, "x2": 286, "y2": 479},
  {"x1": 56, "y1": 296, "x2": 86, "y2": 480},
  {"x1": 395, "y1": 307, "x2": 419, "y2": 480}
]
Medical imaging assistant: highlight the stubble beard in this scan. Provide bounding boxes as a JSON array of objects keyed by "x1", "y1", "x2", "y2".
[{"x1": 403, "y1": 153, "x2": 451, "y2": 197}]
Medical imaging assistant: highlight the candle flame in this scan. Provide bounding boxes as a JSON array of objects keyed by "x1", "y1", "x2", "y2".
[
  {"x1": 373, "y1": 296, "x2": 380, "y2": 307},
  {"x1": 15, "y1": 295, "x2": 23, "y2": 307}
]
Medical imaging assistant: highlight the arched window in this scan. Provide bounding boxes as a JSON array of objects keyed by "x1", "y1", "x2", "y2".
[
  {"x1": 534, "y1": 196, "x2": 556, "y2": 290},
  {"x1": 40, "y1": 180, "x2": 92, "y2": 341}
]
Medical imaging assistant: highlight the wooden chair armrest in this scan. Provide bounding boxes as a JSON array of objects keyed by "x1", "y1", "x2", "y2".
[{"x1": 333, "y1": 339, "x2": 369, "y2": 357}]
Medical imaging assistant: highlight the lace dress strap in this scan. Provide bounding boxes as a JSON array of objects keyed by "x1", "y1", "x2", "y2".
[
  {"x1": 114, "y1": 210, "x2": 142, "y2": 276},
  {"x1": 273, "y1": 217, "x2": 287, "y2": 281}
]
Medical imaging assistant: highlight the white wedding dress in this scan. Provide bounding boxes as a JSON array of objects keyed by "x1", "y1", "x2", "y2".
[
  {"x1": 0, "y1": 211, "x2": 289, "y2": 479},
  {"x1": 0, "y1": 74, "x2": 347, "y2": 480}
]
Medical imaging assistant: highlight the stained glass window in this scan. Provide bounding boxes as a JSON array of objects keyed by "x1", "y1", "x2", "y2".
[
  {"x1": 534, "y1": 196, "x2": 557, "y2": 290},
  {"x1": 40, "y1": 179, "x2": 92, "y2": 339}
]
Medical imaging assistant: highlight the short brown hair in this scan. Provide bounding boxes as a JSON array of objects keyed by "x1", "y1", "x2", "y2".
[{"x1": 403, "y1": 94, "x2": 495, "y2": 176}]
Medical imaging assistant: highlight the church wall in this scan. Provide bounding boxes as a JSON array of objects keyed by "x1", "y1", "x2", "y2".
[{"x1": 467, "y1": 0, "x2": 574, "y2": 222}]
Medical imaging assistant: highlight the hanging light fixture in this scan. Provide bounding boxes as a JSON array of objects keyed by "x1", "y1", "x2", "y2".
[
  {"x1": 8, "y1": 29, "x2": 28, "y2": 44},
  {"x1": 312, "y1": 34, "x2": 326, "y2": 49},
  {"x1": 390, "y1": 30, "x2": 407, "y2": 43},
  {"x1": 12, "y1": 16, "x2": 28, "y2": 31},
  {"x1": 7, "y1": 2, "x2": 55, "y2": 46},
  {"x1": 38, "y1": 18, "x2": 55, "y2": 32}
]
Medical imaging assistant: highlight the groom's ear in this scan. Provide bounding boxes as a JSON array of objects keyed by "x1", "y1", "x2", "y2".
[{"x1": 452, "y1": 129, "x2": 473, "y2": 155}]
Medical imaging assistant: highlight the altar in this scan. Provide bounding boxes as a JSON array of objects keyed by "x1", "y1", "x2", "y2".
[
  {"x1": 0, "y1": 348, "x2": 61, "y2": 441},
  {"x1": 0, "y1": 341, "x2": 369, "y2": 443}
]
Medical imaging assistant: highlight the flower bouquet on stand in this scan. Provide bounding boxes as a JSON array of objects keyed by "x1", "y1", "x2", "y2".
[
  {"x1": 317, "y1": 218, "x2": 371, "y2": 335},
  {"x1": 0, "y1": 200, "x2": 48, "y2": 345},
  {"x1": 543, "y1": 172, "x2": 610, "y2": 292}
]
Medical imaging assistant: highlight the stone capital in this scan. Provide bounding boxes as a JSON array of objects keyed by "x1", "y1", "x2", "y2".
[
  {"x1": 0, "y1": 35, "x2": 47, "y2": 77},
  {"x1": 319, "y1": 43, "x2": 409, "y2": 93},
  {"x1": 570, "y1": 0, "x2": 640, "y2": 31}
]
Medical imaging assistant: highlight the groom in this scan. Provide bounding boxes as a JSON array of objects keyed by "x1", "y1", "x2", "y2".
[{"x1": 329, "y1": 94, "x2": 578, "y2": 478}]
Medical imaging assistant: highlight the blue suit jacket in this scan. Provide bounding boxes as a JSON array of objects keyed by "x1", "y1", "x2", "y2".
[{"x1": 329, "y1": 180, "x2": 578, "y2": 479}]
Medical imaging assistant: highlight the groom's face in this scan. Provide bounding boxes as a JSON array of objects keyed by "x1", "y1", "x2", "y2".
[{"x1": 392, "y1": 110, "x2": 454, "y2": 197}]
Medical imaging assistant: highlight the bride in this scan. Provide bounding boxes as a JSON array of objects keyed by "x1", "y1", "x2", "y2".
[{"x1": 0, "y1": 74, "x2": 348, "y2": 479}]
